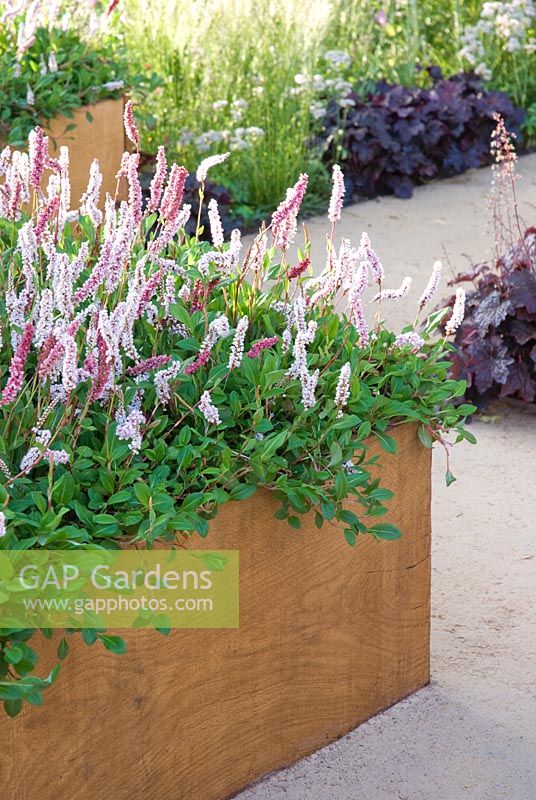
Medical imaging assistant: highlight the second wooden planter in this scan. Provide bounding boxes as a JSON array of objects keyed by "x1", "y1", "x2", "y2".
[
  {"x1": 2, "y1": 99, "x2": 126, "y2": 206},
  {"x1": 43, "y1": 98, "x2": 126, "y2": 206},
  {"x1": 0, "y1": 423, "x2": 431, "y2": 800}
]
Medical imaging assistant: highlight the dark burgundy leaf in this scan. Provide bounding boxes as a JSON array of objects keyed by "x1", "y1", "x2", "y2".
[
  {"x1": 508, "y1": 319, "x2": 536, "y2": 345},
  {"x1": 473, "y1": 291, "x2": 513, "y2": 334},
  {"x1": 440, "y1": 227, "x2": 536, "y2": 408},
  {"x1": 508, "y1": 269, "x2": 536, "y2": 313},
  {"x1": 499, "y1": 362, "x2": 536, "y2": 403},
  {"x1": 468, "y1": 337, "x2": 514, "y2": 394}
]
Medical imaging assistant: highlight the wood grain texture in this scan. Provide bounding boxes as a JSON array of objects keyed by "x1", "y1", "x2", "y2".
[
  {"x1": 43, "y1": 98, "x2": 126, "y2": 206},
  {"x1": 0, "y1": 423, "x2": 431, "y2": 800}
]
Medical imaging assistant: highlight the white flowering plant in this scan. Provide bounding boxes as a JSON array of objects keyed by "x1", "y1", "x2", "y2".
[
  {"x1": 0, "y1": 114, "x2": 475, "y2": 714},
  {"x1": 0, "y1": 2, "x2": 158, "y2": 147},
  {"x1": 459, "y1": 0, "x2": 536, "y2": 141}
]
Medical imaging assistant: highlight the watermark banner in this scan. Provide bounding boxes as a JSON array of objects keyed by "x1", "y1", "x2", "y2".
[{"x1": 0, "y1": 549, "x2": 239, "y2": 629}]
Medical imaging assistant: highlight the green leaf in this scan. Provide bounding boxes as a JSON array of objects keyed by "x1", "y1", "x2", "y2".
[
  {"x1": 4, "y1": 646, "x2": 23, "y2": 665},
  {"x1": 25, "y1": 689, "x2": 43, "y2": 706},
  {"x1": 356, "y1": 420, "x2": 372, "y2": 440},
  {"x1": 418, "y1": 425, "x2": 433, "y2": 449},
  {"x1": 459, "y1": 429, "x2": 477, "y2": 445},
  {"x1": 3, "y1": 698, "x2": 22, "y2": 717},
  {"x1": 52, "y1": 472, "x2": 76, "y2": 505},
  {"x1": 344, "y1": 529, "x2": 356, "y2": 546},
  {"x1": 198, "y1": 552, "x2": 227, "y2": 571},
  {"x1": 369, "y1": 522, "x2": 402, "y2": 540},
  {"x1": 329, "y1": 441, "x2": 343, "y2": 467},
  {"x1": 57, "y1": 637, "x2": 69, "y2": 660},
  {"x1": 99, "y1": 635, "x2": 127, "y2": 655},
  {"x1": 82, "y1": 629, "x2": 98, "y2": 646},
  {"x1": 107, "y1": 489, "x2": 133, "y2": 506},
  {"x1": 457, "y1": 404, "x2": 478, "y2": 417},
  {"x1": 334, "y1": 471, "x2": 348, "y2": 501},
  {"x1": 445, "y1": 469, "x2": 457, "y2": 487},
  {"x1": 260, "y1": 430, "x2": 288, "y2": 461},
  {"x1": 134, "y1": 483, "x2": 151, "y2": 507},
  {"x1": 169, "y1": 303, "x2": 192, "y2": 327},
  {"x1": 320, "y1": 500, "x2": 335, "y2": 520},
  {"x1": 0, "y1": 683, "x2": 22, "y2": 701},
  {"x1": 193, "y1": 515, "x2": 209, "y2": 538},
  {"x1": 337, "y1": 509, "x2": 360, "y2": 527},
  {"x1": 375, "y1": 431, "x2": 397, "y2": 454},
  {"x1": 229, "y1": 484, "x2": 257, "y2": 501}
]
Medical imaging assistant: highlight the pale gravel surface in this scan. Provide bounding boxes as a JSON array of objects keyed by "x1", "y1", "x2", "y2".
[{"x1": 236, "y1": 159, "x2": 536, "y2": 800}]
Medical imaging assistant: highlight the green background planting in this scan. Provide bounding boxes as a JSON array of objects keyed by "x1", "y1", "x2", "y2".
[
  {"x1": 4, "y1": 0, "x2": 535, "y2": 218},
  {"x1": 0, "y1": 2, "x2": 158, "y2": 147},
  {"x1": 121, "y1": 0, "x2": 536, "y2": 217}
]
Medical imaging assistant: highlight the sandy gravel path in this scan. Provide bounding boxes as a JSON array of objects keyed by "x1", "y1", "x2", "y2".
[{"x1": 237, "y1": 158, "x2": 536, "y2": 800}]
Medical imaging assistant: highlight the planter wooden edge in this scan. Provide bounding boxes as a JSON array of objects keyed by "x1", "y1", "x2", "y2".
[
  {"x1": 0, "y1": 422, "x2": 431, "y2": 800},
  {"x1": 44, "y1": 98, "x2": 127, "y2": 206}
]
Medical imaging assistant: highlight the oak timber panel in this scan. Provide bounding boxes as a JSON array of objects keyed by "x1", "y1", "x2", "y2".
[{"x1": 0, "y1": 423, "x2": 431, "y2": 800}]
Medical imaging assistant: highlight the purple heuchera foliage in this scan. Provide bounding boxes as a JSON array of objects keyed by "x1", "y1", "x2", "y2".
[
  {"x1": 320, "y1": 68, "x2": 524, "y2": 200},
  {"x1": 444, "y1": 228, "x2": 536, "y2": 407}
]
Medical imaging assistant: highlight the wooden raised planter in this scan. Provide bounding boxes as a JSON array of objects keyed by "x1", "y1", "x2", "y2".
[
  {"x1": 1, "y1": 98, "x2": 126, "y2": 208},
  {"x1": 43, "y1": 98, "x2": 127, "y2": 206},
  {"x1": 0, "y1": 423, "x2": 431, "y2": 800}
]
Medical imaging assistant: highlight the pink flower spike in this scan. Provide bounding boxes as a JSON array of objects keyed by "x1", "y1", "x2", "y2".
[
  {"x1": 137, "y1": 270, "x2": 163, "y2": 317},
  {"x1": 351, "y1": 297, "x2": 369, "y2": 347},
  {"x1": 123, "y1": 100, "x2": 140, "y2": 148},
  {"x1": 199, "y1": 390, "x2": 221, "y2": 425},
  {"x1": 35, "y1": 195, "x2": 60, "y2": 242},
  {"x1": 127, "y1": 354, "x2": 172, "y2": 376},
  {"x1": 1, "y1": 322, "x2": 34, "y2": 406},
  {"x1": 196, "y1": 153, "x2": 230, "y2": 183},
  {"x1": 418, "y1": 261, "x2": 442, "y2": 309},
  {"x1": 271, "y1": 173, "x2": 308, "y2": 251},
  {"x1": 160, "y1": 164, "x2": 189, "y2": 223},
  {"x1": 228, "y1": 316, "x2": 249, "y2": 369},
  {"x1": 445, "y1": 288, "x2": 466, "y2": 336},
  {"x1": 287, "y1": 256, "x2": 310, "y2": 280},
  {"x1": 115, "y1": 151, "x2": 130, "y2": 180},
  {"x1": 29, "y1": 126, "x2": 48, "y2": 190},
  {"x1": 328, "y1": 164, "x2": 345, "y2": 223},
  {"x1": 147, "y1": 146, "x2": 167, "y2": 213},
  {"x1": 335, "y1": 362, "x2": 351, "y2": 408},
  {"x1": 208, "y1": 198, "x2": 224, "y2": 248},
  {"x1": 91, "y1": 333, "x2": 112, "y2": 400},
  {"x1": 374, "y1": 276, "x2": 412, "y2": 302},
  {"x1": 127, "y1": 153, "x2": 143, "y2": 225},
  {"x1": 393, "y1": 332, "x2": 424, "y2": 352},
  {"x1": 185, "y1": 349, "x2": 211, "y2": 375},
  {"x1": 246, "y1": 337, "x2": 278, "y2": 359},
  {"x1": 62, "y1": 334, "x2": 78, "y2": 393},
  {"x1": 360, "y1": 232, "x2": 384, "y2": 283}
]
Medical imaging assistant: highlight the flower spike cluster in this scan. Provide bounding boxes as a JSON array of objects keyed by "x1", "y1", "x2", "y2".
[
  {"x1": 123, "y1": 101, "x2": 140, "y2": 149},
  {"x1": 328, "y1": 164, "x2": 345, "y2": 224},
  {"x1": 0, "y1": 120, "x2": 470, "y2": 552}
]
